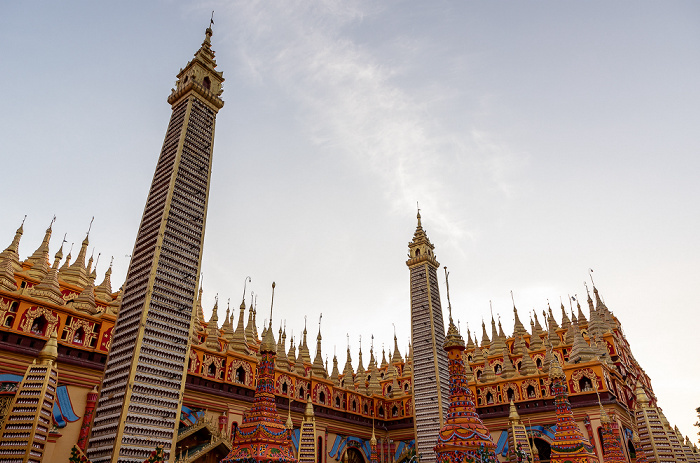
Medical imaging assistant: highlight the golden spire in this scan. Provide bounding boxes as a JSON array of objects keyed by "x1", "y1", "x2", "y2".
[
  {"x1": 356, "y1": 337, "x2": 365, "y2": 377},
  {"x1": 391, "y1": 328, "x2": 403, "y2": 364},
  {"x1": 304, "y1": 394, "x2": 314, "y2": 418},
  {"x1": 519, "y1": 349, "x2": 538, "y2": 376},
  {"x1": 370, "y1": 419, "x2": 377, "y2": 446},
  {"x1": 38, "y1": 330, "x2": 58, "y2": 366},
  {"x1": 342, "y1": 337, "x2": 354, "y2": 387},
  {"x1": 548, "y1": 352, "x2": 565, "y2": 380},
  {"x1": 27, "y1": 218, "x2": 55, "y2": 280},
  {"x1": 0, "y1": 256, "x2": 17, "y2": 292},
  {"x1": 576, "y1": 296, "x2": 587, "y2": 325},
  {"x1": 567, "y1": 318, "x2": 597, "y2": 364},
  {"x1": 500, "y1": 346, "x2": 517, "y2": 379},
  {"x1": 260, "y1": 283, "x2": 277, "y2": 353},
  {"x1": 62, "y1": 221, "x2": 92, "y2": 287},
  {"x1": 287, "y1": 333, "x2": 297, "y2": 371},
  {"x1": 311, "y1": 313, "x2": 327, "y2": 378},
  {"x1": 169, "y1": 23, "x2": 224, "y2": 108},
  {"x1": 230, "y1": 279, "x2": 250, "y2": 354},
  {"x1": 26, "y1": 217, "x2": 54, "y2": 268},
  {"x1": 285, "y1": 400, "x2": 294, "y2": 430},
  {"x1": 31, "y1": 239, "x2": 66, "y2": 306},
  {"x1": 480, "y1": 319, "x2": 491, "y2": 349},
  {"x1": 635, "y1": 381, "x2": 650, "y2": 407},
  {"x1": 406, "y1": 209, "x2": 438, "y2": 266},
  {"x1": 222, "y1": 299, "x2": 234, "y2": 341},
  {"x1": 330, "y1": 353, "x2": 340, "y2": 386},
  {"x1": 443, "y1": 267, "x2": 464, "y2": 349},
  {"x1": 94, "y1": 257, "x2": 114, "y2": 302},
  {"x1": 528, "y1": 314, "x2": 544, "y2": 350},
  {"x1": 0, "y1": 217, "x2": 25, "y2": 272},
  {"x1": 508, "y1": 400, "x2": 521, "y2": 423},
  {"x1": 479, "y1": 359, "x2": 496, "y2": 383},
  {"x1": 205, "y1": 296, "x2": 221, "y2": 351},
  {"x1": 512, "y1": 291, "x2": 528, "y2": 338},
  {"x1": 466, "y1": 326, "x2": 475, "y2": 350},
  {"x1": 59, "y1": 242, "x2": 73, "y2": 273}
]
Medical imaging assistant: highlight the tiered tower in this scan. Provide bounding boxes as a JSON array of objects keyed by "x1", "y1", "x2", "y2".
[
  {"x1": 506, "y1": 402, "x2": 533, "y2": 463},
  {"x1": 634, "y1": 382, "x2": 677, "y2": 463},
  {"x1": 0, "y1": 332, "x2": 58, "y2": 463},
  {"x1": 548, "y1": 356, "x2": 597, "y2": 463},
  {"x1": 406, "y1": 212, "x2": 449, "y2": 463},
  {"x1": 221, "y1": 285, "x2": 297, "y2": 463},
  {"x1": 297, "y1": 396, "x2": 318, "y2": 463},
  {"x1": 87, "y1": 25, "x2": 224, "y2": 463},
  {"x1": 434, "y1": 282, "x2": 496, "y2": 463},
  {"x1": 598, "y1": 405, "x2": 626, "y2": 463}
]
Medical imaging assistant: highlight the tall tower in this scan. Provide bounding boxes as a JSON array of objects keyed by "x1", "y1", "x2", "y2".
[
  {"x1": 406, "y1": 212, "x2": 449, "y2": 463},
  {"x1": 87, "y1": 25, "x2": 224, "y2": 463},
  {"x1": 0, "y1": 332, "x2": 59, "y2": 463}
]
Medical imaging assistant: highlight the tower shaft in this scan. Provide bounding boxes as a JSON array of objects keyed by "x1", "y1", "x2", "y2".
[
  {"x1": 87, "y1": 27, "x2": 224, "y2": 463},
  {"x1": 406, "y1": 213, "x2": 449, "y2": 463}
]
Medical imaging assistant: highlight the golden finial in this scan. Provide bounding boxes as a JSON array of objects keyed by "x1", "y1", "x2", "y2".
[
  {"x1": 50, "y1": 215, "x2": 57, "y2": 230},
  {"x1": 346, "y1": 333, "x2": 350, "y2": 349},
  {"x1": 318, "y1": 313, "x2": 322, "y2": 332}
]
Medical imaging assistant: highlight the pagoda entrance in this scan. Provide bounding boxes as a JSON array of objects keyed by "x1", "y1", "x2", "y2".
[
  {"x1": 533, "y1": 438, "x2": 551, "y2": 462},
  {"x1": 344, "y1": 447, "x2": 366, "y2": 463}
]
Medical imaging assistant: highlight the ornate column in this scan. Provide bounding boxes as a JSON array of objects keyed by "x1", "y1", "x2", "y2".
[{"x1": 77, "y1": 386, "x2": 99, "y2": 450}]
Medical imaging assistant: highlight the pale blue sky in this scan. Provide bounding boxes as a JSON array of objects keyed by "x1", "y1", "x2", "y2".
[{"x1": 1, "y1": 1, "x2": 698, "y2": 439}]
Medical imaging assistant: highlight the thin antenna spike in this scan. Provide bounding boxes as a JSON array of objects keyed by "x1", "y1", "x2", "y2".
[
  {"x1": 589, "y1": 268, "x2": 595, "y2": 287},
  {"x1": 443, "y1": 267, "x2": 453, "y2": 320},
  {"x1": 510, "y1": 290, "x2": 516, "y2": 308},
  {"x1": 87, "y1": 216, "x2": 94, "y2": 235},
  {"x1": 269, "y1": 282, "x2": 276, "y2": 324},
  {"x1": 61, "y1": 233, "x2": 68, "y2": 245},
  {"x1": 242, "y1": 276, "x2": 251, "y2": 303},
  {"x1": 94, "y1": 252, "x2": 101, "y2": 269},
  {"x1": 21, "y1": 215, "x2": 27, "y2": 226}
]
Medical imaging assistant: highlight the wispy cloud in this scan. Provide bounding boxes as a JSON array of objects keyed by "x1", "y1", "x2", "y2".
[{"x1": 221, "y1": 0, "x2": 523, "y2": 246}]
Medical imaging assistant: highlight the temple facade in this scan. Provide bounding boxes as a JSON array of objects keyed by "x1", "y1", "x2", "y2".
[{"x1": 0, "y1": 23, "x2": 698, "y2": 463}]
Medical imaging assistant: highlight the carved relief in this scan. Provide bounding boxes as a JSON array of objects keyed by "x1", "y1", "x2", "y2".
[
  {"x1": 276, "y1": 374, "x2": 294, "y2": 396},
  {"x1": 313, "y1": 383, "x2": 330, "y2": 406},
  {"x1": 227, "y1": 359, "x2": 253, "y2": 386},
  {"x1": 99, "y1": 326, "x2": 113, "y2": 352},
  {"x1": 18, "y1": 306, "x2": 59, "y2": 336},
  {"x1": 202, "y1": 354, "x2": 225, "y2": 379},
  {"x1": 189, "y1": 349, "x2": 201, "y2": 374}
]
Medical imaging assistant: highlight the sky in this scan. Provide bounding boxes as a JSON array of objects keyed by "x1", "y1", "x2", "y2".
[{"x1": 1, "y1": 0, "x2": 699, "y2": 441}]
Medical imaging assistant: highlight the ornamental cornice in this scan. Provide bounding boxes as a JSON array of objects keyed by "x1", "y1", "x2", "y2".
[{"x1": 168, "y1": 80, "x2": 224, "y2": 110}]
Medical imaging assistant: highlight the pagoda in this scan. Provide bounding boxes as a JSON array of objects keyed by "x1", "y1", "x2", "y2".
[
  {"x1": 598, "y1": 404, "x2": 626, "y2": 463},
  {"x1": 434, "y1": 269, "x2": 497, "y2": 463},
  {"x1": 221, "y1": 283, "x2": 297, "y2": 463},
  {"x1": 548, "y1": 355, "x2": 597, "y2": 463}
]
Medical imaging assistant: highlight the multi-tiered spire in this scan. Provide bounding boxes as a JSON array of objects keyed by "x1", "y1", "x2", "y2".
[
  {"x1": 434, "y1": 269, "x2": 497, "y2": 463},
  {"x1": 548, "y1": 356, "x2": 597, "y2": 463},
  {"x1": 221, "y1": 283, "x2": 297, "y2": 463}
]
